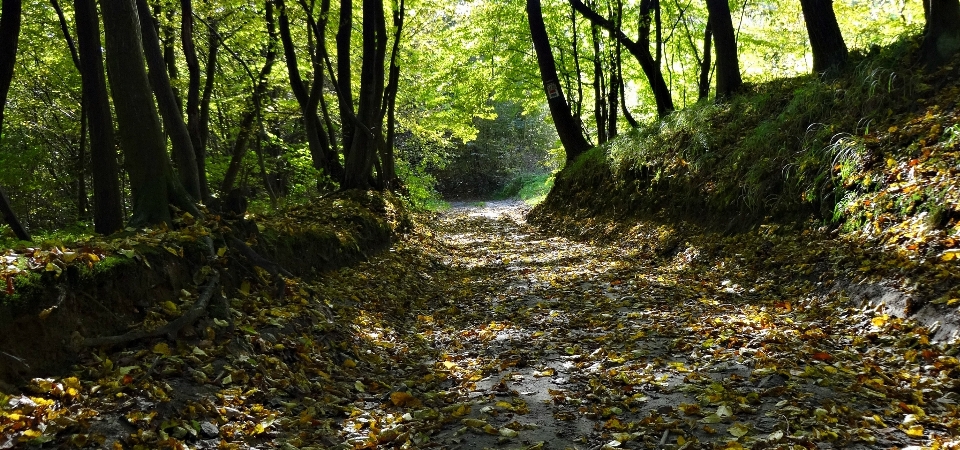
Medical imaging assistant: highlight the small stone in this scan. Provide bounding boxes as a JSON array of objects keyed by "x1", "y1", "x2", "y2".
[
  {"x1": 757, "y1": 374, "x2": 787, "y2": 388},
  {"x1": 200, "y1": 421, "x2": 219, "y2": 438}
]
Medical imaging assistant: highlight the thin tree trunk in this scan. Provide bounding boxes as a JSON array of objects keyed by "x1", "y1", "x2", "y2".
[
  {"x1": 799, "y1": 0, "x2": 847, "y2": 74},
  {"x1": 698, "y1": 17, "x2": 712, "y2": 100},
  {"x1": 591, "y1": 23, "x2": 606, "y2": 145},
  {"x1": 704, "y1": 0, "x2": 741, "y2": 98},
  {"x1": 569, "y1": 0, "x2": 674, "y2": 117},
  {"x1": 342, "y1": 0, "x2": 387, "y2": 189},
  {"x1": 570, "y1": 5, "x2": 584, "y2": 120},
  {"x1": 222, "y1": 2, "x2": 278, "y2": 193},
  {"x1": 0, "y1": 0, "x2": 30, "y2": 241},
  {"x1": 528, "y1": 0, "x2": 591, "y2": 163},
  {"x1": 135, "y1": 0, "x2": 202, "y2": 200},
  {"x1": 336, "y1": 0, "x2": 355, "y2": 158},
  {"x1": 51, "y1": 0, "x2": 89, "y2": 218},
  {"x1": 379, "y1": 0, "x2": 404, "y2": 188},
  {"x1": 75, "y1": 0, "x2": 123, "y2": 233},
  {"x1": 181, "y1": 0, "x2": 209, "y2": 200},
  {"x1": 199, "y1": 19, "x2": 218, "y2": 156},
  {"x1": 277, "y1": 0, "x2": 336, "y2": 181}
]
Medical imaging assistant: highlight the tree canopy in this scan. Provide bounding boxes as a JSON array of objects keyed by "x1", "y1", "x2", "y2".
[{"x1": 0, "y1": 0, "x2": 940, "y2": 232}]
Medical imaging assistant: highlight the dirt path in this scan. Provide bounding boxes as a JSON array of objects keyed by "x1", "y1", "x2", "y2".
[
  {"x1": 2, "y1": 201, "x2": 953, "y2": 449},
  {"x1": 407, "y1": 201, "x2": 934, "y2": 449}
]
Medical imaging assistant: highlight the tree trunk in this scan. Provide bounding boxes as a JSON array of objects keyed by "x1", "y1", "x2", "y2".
[
  {"x1": 0, "y1": 0, "x2": 30, "y2": 241},
  {"x1": 277, "y1": 0, "x2": 337, "y2": 181},
  {"x1": 591, "y1": 23, "x2": 607, "y2": 145},
  {"x1": 922, "y1": 0, "x2": 960, "y2": 68},
  {"x1": 135, "y1": 0, "x2": 202, "y2": 200},
  {"x1": 100, "y1": 0, "x2": 197, "y2": 226},
  {"x1": 379, "y1": 0, "x2": 404, "y2": 188},
  {"x1": 799, "y1": 0, "x2": 847, "y2": 74},
  {"x1": 199, "y1": 19, "x2": 218, "y2": 157},
  {"x1": 528, "y1": 0, "x2": 591, "y2": 163},
  {"x1": 698, "y1": 17, "x2": 712, "y2": 100},
  {"x1": 75, "y1": 0, "x2": 124, "y2": 233},
  {"x1": 51, "y1": 0, "x2": 89, "y2": 219},
  {"x1": 342, "y1": 0, "x2": 387, "y2": 190},
  {"x1": 336, "y1": 0, "x2": 355, "y2": 158},
  {"x1": 222, "y1": 1, "x2": 278, "y2": 193},
  {"x1": 181, "y1": 0, "x2": 209, "y2": 200},
  {"x1": 569, "y1": 0, "x2": 674, "y2": 117},
  {"x1": 704, "y1": 0, "x2": 741, "y2": 98}
]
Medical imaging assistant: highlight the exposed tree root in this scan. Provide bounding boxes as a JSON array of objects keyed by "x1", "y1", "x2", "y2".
[
  {"x1": 227, "y1": 236, "x2": 291, "y2": 298},
  {"x1": 82, "y1": 271, "x2": 220, "y2": 348}
]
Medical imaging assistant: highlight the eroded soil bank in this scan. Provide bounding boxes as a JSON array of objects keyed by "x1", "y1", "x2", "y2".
[{"x1": 2, "y1": 200, "x2": 959, "y2": 449}]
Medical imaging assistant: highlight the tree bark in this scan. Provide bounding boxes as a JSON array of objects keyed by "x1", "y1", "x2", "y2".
[
  {"x1": 100, "y1": 0, "x2": 197, "y2": 226},
  {"x1": 568, "y1": 0, "x2": 674, "y2": 117},
  {"x1": 50, "y1": 0, "x2": 88, "y2": 219},
  {"x1": 222, "y1": 1, "x2": 278, "y2": 193},
  {"x1": 199, "y1": 19, "x2": 218, "y2": 159},
  {"x1": 591, "y1": 23, "x2": 607, "y2": 145},
  {"x1": 0, "y1": 0, "x2": 30, "y2": 241},
  {"x1": 922, "y1": 0, "x2": 960, "y2": 68},
  {"x1": 181, "y1": 0, "x2": 209, "y2": 200},
  {"x1": 528, "y1": 0, "x2": 591, "y2": 163},
  {"x1": 704, "y1": 0, "x2": 741, "y2": 98},
  {"x1": 75, "y1": 0, "x2": 124, "y2": 233},
  {"x1": 277, "y1": 0, "x2": 337, "y2": 181},
  {"x1": 336, "y1": 0, "x2": 355, "y2": 158},
  {"x1": 135, "y1": 0, "x2": 202, "y2": 201},
  {"x1": 698, "y1": 17, "x2": 712, "y2": 100},
  {"x1": 342, "y1": 0, "x2": 387, "y2": 189},
  {"x1": 379, "y1": 0, "x2": 404, "y2": 188},
  {"x1": 799, "y1": 0, "x2": 847, "y2": 74}
]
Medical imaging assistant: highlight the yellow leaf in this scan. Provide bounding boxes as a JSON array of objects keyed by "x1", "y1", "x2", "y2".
[
  {"x1": 161, "y1": 301, "x2": 179, "y2": 315},
  {"x1": 62, "y1": 252, "x2": 78, "y2": 263},
  {"x1": 343, "y1": 359, "x2": 356, "y2": 368},
  {"x1": 87, "y1": 253, "x2": 100, "y2": 263},
  {"x1": 534, "y1": 368, "x2": 555, "y2": 377},
  {"x1": 442, "y1": 361, "x2": 457, "y2": 369},
  {"x1": 152, "y1": 342, "x2": 172, "y2": 356},
  {"x1": 462, "y1": 418, "x2": 487, "y2": 428},
  {"x1": 728, "y1": 422, "x2": 749, "y2": 437},
  {"x1": 217, "y1": 247, "x2": 227, "y2": 257},
  {"x1": 906, "y1": 424, "x2": 924, "y2": 437},
  {"x1": 677, "y1": 435, "x2": 687, "y2": 445},
  {"x1": 240, "y1": 280, "x2": 251, "y2": 295},
  {"x1": 390, "y1": 391, "x2": 420, "y2": 407},
  {"x1": 871, "y1": 314, "x2": 889, "y2": 327}
]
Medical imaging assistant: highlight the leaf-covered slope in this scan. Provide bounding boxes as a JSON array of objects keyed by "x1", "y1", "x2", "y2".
[{"x1": 530, "y1": 37, "x2": 960, "y2": 324}]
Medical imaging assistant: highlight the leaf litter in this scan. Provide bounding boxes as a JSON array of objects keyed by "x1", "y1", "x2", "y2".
[{"x1": 2, "y1": 200, "x2": 960, "y2": 449}]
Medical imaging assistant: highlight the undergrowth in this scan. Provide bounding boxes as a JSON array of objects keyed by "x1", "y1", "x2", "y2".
[{"x1": 555, "y1": 35, "x2": 958, "y2": 241}]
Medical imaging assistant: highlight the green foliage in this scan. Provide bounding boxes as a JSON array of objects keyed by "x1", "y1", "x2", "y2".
[
  {"x1": 575, "y1": 37, "x2": 935, "y2": 227},
  {"x1": 396, "y1": 159, "x2": 447, "y2": 211},
  {"x1": 499, "y1": 172, "x2": 556, "y2": 205}
]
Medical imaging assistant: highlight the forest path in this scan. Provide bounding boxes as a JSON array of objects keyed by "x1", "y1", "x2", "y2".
[
  {"x1": 1, "y1": 200, "x2": 947, "y2": 450},
  {"x1": 410, "y1": 201, "x2": 924, "y2": 449}
]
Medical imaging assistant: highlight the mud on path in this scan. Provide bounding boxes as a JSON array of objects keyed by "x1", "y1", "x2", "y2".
[{"x1": 411, "y1": 201, "x2": 948, "y2": 449}]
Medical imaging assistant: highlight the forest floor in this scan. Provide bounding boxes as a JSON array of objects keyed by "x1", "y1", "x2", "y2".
[{"x1": 2, "y1": 200, "x2": 960, "y2": 449}]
